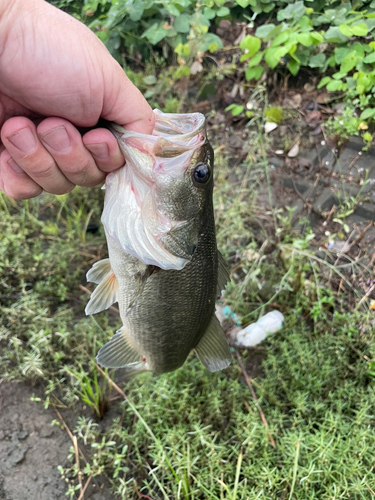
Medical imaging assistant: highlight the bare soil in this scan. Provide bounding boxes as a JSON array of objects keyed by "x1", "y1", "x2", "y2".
[{"x1": 0, "y1": 381, "x2": 114, "y2": 500}]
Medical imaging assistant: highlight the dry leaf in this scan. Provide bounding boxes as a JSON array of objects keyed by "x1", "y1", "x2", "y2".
[
  {"x1": 190, "y1": 61, "x2": 203, "y2": 75},
  {"x1": 264, "y1": 122, "x2": 278, "y2": 134},
  {"x1": 287, "y1": 141, "x2": 300, "y2": 158}
]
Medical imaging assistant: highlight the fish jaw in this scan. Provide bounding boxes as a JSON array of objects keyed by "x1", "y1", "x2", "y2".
[{"x1": 102, "y1": 110, "x2": 207, "y2": 271}]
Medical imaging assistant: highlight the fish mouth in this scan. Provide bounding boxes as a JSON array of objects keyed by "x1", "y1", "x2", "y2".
[
  {"x1": 111, "y1": 110, "x2": 206, "y2": 160},
  {"x1": 111, "y1": 110, "x2": 205, "y2": 141}
]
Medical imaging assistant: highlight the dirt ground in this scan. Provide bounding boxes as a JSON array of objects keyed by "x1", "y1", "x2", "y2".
[{"x1": 0, "y1": 381, "x2": 114, "y2": 500}]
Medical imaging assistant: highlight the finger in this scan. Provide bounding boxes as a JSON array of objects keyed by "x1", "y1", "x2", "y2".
[
  {"x1": 1, "y1": 117, "x2": 74, "y2": 195},
  {"x1": 0, "y1": 148, "x2": 43, "y2": 200},
  {"x1": 37, "y1": 118, "x2": 106, "y2": 187},
  {"x1": 83, "y1": 128, "x2": 124, "y2": 173}
]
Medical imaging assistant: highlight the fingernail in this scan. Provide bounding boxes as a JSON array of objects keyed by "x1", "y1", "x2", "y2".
[
  {"x1": 8, "y1": 127, "x2": 37, "y2": 153},
  {"x1": 41, "y1": 126, "x2": 71, "y2": 152},
  {"x1": 8, "y1": 158, "x2": 24, "y2": 174},
  {"x1": 85, "y1": 143, "x2": 109, "y2": 159}
]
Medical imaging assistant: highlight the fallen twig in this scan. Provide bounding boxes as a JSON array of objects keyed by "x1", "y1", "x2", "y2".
[
  {"x1": 77, "y1": 475, "x2": 93, "y2": 500},
  {"x1": 356, "y1": 283, "x2": 375, "y2": 310},
  {"x1": 55, "y1": 410, "x2": 88, "y2": 497},
  {"x1": 235, "y1": 351, "x2": 276, "y2": 448},
  {"x1": 73, "y1": 435, "x2": 83, "y2": 493}
]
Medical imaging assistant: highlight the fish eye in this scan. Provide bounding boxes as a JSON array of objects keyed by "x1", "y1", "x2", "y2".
[{"x1": 193, "y1": 163, "x2": 210, "y2": 185}]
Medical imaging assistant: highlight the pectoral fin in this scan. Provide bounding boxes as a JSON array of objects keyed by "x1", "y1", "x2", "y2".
[
  {"x1": 195, "y1": 315, "x2": 231, "y2": 372},
  {"x1": 86, "y1": 258, "x2": 111, "y2": 284},
  {"x1": 217, "y1": 251, "x2": 230, "y2": 296},
  {"x1": 96, "y1": 327, "x2": 143, "y2": 369},
  {"x1": 85, "y1": 267, "x2": 118, "y2": 315}
]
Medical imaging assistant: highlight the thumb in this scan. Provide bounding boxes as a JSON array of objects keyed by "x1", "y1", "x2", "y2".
[{"x1": 101, "y1": 61, "x2": 155, "y2": 135}]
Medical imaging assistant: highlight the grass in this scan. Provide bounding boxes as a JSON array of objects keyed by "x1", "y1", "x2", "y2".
[{"x1": 1, "y1": 105, "x2": 375, "y2": 499}]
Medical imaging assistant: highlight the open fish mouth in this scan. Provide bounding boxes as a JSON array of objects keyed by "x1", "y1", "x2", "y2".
[
  {"x1": 101, "y1": 110, "x2": 207, "y2": 270},
  {"x1": 111, "y1": 110, "x2": 205, "y2": 155}
]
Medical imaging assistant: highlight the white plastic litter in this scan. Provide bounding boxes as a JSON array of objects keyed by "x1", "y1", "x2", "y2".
[{"x1": 235, "y1": 310, "x2": 284, "y2": 347}]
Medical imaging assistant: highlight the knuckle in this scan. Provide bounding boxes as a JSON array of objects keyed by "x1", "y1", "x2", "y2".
[{"x1": 28, "y1": 161, "x2": 56, "y2": 179}]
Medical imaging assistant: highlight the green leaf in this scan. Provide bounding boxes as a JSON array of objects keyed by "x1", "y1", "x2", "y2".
[
  {"x1": 310, "y1": 32, "x2": 324, "y2": 44},
  {"x1": 163, "y1": 3, "x2": 180, "y2": 16},
  {"x1": 363, "y1": 132, "x2": 373, "y2": 142},
  {"x1": 325, "y1": 26, "x2": 348, "y2": 43},
  {"x1": 203, "y1": 7, "x2": 215, "y2": 19},
  {"x1": 297, "y1": 33, "x2": 314, "y2": 47},
  {"x1": 288, "y1": 60, "x2": 300, "y2": 76},
  {"x1": 340, "y1": 51, "x2": 360, "y2": 73},
  {"x1": 265, "y1": 106, "x2": 283, "y2": 123},
  {"x1": 245, "y1": 66, "x2": 264, "y2": 81},
  {"x1": 128, "y1": 0, "x2": 144, "y2": 22},
  {"x1": 339, "y1": 24, "x2": 352, "y2": 37},
  {"x1": 278, "y1": 1, "x2": 305, "y2": 21},
  {"x1": 143, "y1": 75, "x2": 157, "y2": 85},
  {"x1": 365, "y1": 19, "x2": 375, "y2": 32},
  {"x1": 318, "y1": 76, "x2": 332, "y2": 88},
  {"x1": 240, "y1": 35, "x2": 261, "y2": 57},
  {"x1": 351, "y1": 42, "x2": 366, "y2": 58},
  {"x1": 335, "y1": 47, "x2": 352, "y2": 64},
  {"x1": 326, "y1": 80, "x2": 343, "y2": 91},
  {"x1": 174, "y1": 14, "x2": 190, "y2": 33},
  {"x1": 360, "y1": 108, "x2": 375, "y2": 120},
  {"x1": 236, "y1": 0, "x2": 248, "y2": 7},
  {"x1": 226, "y1": 104, "x2": 244, "y2": 116},
  {"x1": 309, "y1": 53, "x2": 326, "y2": 68},
  {"x1": 265, "y1": 47, "x2": 288, "y2": 69},
  {"x1": 142, "y1": 23, "x2": 169, "y2": 44},
  {"x1": 351, "y1": 23, "x2": 368, "y2": 37},
  {"x1": 255, "y1": 24, "x2": 276, "y2": 39},
  {"x1": 246, "y1": 51, "x2": 263, "y2": 67},
  {"x1": 271, "y1": 30, "x2": 291, "y2": 47},
  {"x1": 198, "y1": 33, "x2": 223, "y2": 53},
  {"x1": 364, "y1": 52, "x2": 375, "y2": 64},
  {"x1": 216, "y1": 6, "x2": 230, "y2": 16}
]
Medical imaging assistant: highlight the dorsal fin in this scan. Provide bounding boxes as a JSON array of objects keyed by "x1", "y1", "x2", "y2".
[
  {"x1": 195, "y1": 314, "x2": 231, "y2": 372},
  {"x1": 85, "y1": 266, "x2": 118, "y2": 315}
]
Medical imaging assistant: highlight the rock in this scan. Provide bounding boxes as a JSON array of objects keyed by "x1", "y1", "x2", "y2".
[
  {"x1": 313, "y1": 189, "x2": 339, "y2": 214},
  {"x1": 353, "y1": 203, "x2": 375, "y2": 222}
]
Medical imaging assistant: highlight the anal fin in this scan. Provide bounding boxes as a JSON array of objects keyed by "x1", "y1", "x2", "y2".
[
  {"x1": 195, "y1": 315, "x2": 231, "y2": 372},
  {"x1": 96, "y1": 327, "x2": 143, "y2": 369},
  {"x1": 85, "y1": 267, "x2": 118, "y2": 316},
  {"x1": 217, "y1": 251, "x2": 230, "y2": 296}
]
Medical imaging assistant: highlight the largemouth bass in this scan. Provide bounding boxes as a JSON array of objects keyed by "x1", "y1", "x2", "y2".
[{"x1": 85, "y1": 110, "x2": 231, "y2": 375}]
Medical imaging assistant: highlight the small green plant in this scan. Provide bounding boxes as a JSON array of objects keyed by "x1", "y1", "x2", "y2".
[{"x1": 65, "y1": 365, "x2": 112, "y2": 419}]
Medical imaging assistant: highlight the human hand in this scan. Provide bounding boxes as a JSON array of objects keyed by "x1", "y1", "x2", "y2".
[{"x1": 0, "y1": 0, "x2": 155, "y2": 200}]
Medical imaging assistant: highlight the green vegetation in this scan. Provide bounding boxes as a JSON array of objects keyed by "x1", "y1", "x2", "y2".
[
  {"x1": 1, "y1": 1, "x2": 375, "y2": 498},
  {"x1": 1, "y1": 109, "x2": 375, "y2": 497},
  {"x1": 50, "y1": 0, "x2": 375, "y2": 139}
]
